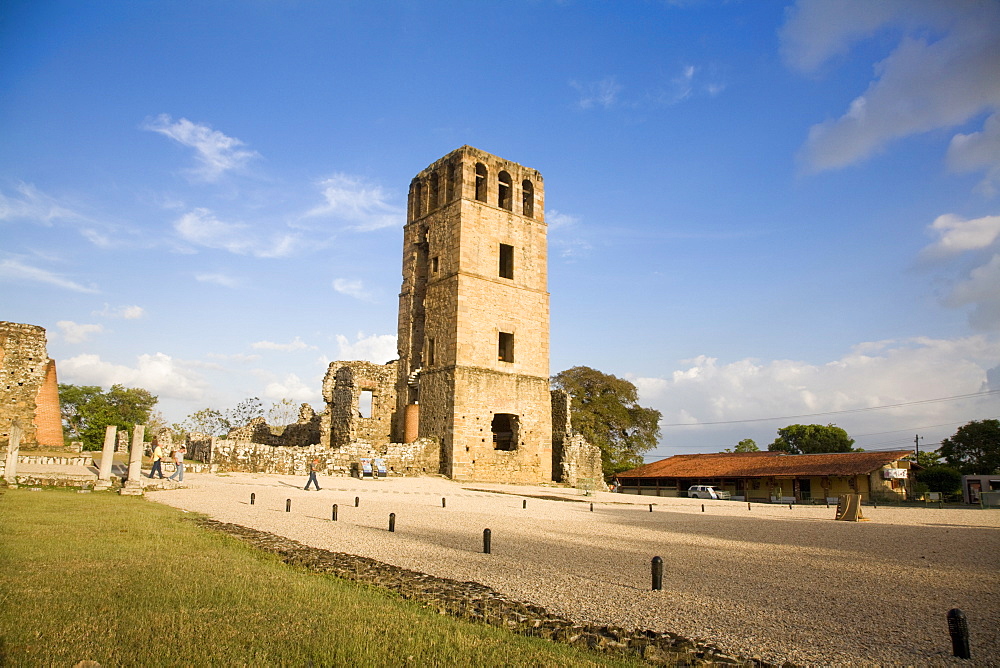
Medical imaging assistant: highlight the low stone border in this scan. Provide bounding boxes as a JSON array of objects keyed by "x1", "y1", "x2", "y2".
[{"x1": 195, "y1": 518, "x2": 778, "y2": 667}]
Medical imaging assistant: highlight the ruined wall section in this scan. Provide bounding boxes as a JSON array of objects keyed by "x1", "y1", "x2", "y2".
[
  {"x1": 551, "y1": 389, "x2": 606, "y2": 488},
  {"x1": 0, "y1": 321, "x2": 64, "y2": 448},
  {"x1": 224, "y1": 407, "x2": 321, "y2": 448},
  {"x1": 196, "y1": 436, "x2": 439, "y2": 477},
  {"x1": 322, "y1": 360, "x2": 396, "y2": 450}
]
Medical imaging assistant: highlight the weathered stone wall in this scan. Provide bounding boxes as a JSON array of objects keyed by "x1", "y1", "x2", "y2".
[
  {"x1": 321, "y1": 361, "x2": 397, "y2": 449},
  {"x1": 551, "y1": 389, "x2": 606, "y2": 489},
  {"x1": 0, "y1": 321, "x2": 64, "y2": 448},
  {"x1": 224, "y1": 406, "x2": 321, "y2": 448},
  {"x1": 196, "y1": 436, "x2": 439, "y2": 477}
]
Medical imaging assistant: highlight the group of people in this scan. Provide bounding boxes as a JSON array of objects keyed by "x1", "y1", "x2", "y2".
[{"x1": 149, "y1": 443, "x2": 187, "y2": 482}]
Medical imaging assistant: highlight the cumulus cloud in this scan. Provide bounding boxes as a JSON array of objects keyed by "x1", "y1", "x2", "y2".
[
  {"x1": 304, "y1": 174, "x2": 404, "y2": 231},
  {"x1": 336, "y1": 332, "x2": 397, "y2": 364},
  {"x1": 143, "y1": 114, "x2": 259, "y2": 182},
  {"x1": 251, "y1": 337, "x2": 316, "y2": 352},
  {"x1": 332, "y1": 277, "x2": 374, "y2": 301},
  {"x1": 782, "y1": 0, "x2": 1000, "y2": 177},
  {"x1": 56, "y1": 321, "x2": 103, "y2": 344},
  {"x1": 174, "y1": 208, "x2": 299, "y2": 258},
  {"x1": 948, "y1": 112, "x2": 1000, "y2": 196},
  {"x1": 921, "y1": 213, "x2": 1000, "y2": 331},
  {"x1": 631, "y1": 336, "x2": 1000, "y2": 453},
  {"x1": 59, "y1": 352, "x2": 208, "y2": 401},
  {"x1": 0, "y1": 258, "x2": 99, "y2": 293},
  {"x1": 262, "y1": 373, "x2": 315, "y2": 403}
]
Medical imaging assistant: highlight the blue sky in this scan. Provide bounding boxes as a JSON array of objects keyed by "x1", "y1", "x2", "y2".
[{"x1": 2, "y1": 0, "x2": 998, "y2": 459}]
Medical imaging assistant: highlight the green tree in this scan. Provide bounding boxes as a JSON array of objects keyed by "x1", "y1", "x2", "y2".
[
  {"x1": 58, "y1": 384, "x2": 158, "y2": 450},
  {"x1": 915, "y1": 465, "x2": 962, "y2": 497},
  {"x1": 267, "y1": 398, "x2": 298, "y2": 426},
  {"x1": 180, "y1": 408, "x2": 230, "y2": 437},
  {"x1": 726, "y1": 438, "x2": 759, "y2": 453},
  {"x1": 551, "y1": 366, "x2": 662, "y2": 477},
  {"x1": 913, "y1": 449, "x2": 940, "y2": 469},
  {"x1": 768, "y1": 424, "x2": 855, "y2": 454},
  {"x1": 939, "y1": 419, "x2": 1000, "y2": 474}
]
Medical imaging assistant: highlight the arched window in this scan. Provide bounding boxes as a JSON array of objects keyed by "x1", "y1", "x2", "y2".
[
  {"x1": 475, "y1": 163, "x2": 487, "y2": 202},
  {"x1": 429, "y1": 172, "x2": 439, "y2": 212},
  {"x1": 446, "y1": 162, "x2": 456, "y2": 202},
  {"x1": 521, "y1": 179, "x2": 534, "y2": 218},
  {"x1": 412, "y1": 181, "x2": 423, "y2": 218},
  {"x1": 498, "y1": 171, "x2": 512, "y2": 211}
]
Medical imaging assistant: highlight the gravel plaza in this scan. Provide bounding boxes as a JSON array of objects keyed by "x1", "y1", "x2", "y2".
[{"x1": 148, "y1": 472, "x2": 1000, "y2": 667}]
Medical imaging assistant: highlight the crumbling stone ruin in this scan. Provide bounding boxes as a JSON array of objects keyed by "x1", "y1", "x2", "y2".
[
  {"x1": 186, "y1": 147, "x2": 604, "y2": 487},
  {"x1": 0, "y1": 321, "x2": 64, "y2": 448}
]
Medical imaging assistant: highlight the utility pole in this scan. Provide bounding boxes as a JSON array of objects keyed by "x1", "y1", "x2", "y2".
[{"x1": 914, "y1": 434, "x2": 922, "y2": 461}]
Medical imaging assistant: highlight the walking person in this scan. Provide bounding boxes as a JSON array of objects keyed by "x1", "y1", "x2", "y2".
[
  {"x1": 304, "y1": 457, "x2": 321, "y2": 491},
  {"x1": 149, "y1": 441, "x2": 165, "y2": 479},
  {"x1": 168, "y1": 445, "x2": 187, "y2": 482}
]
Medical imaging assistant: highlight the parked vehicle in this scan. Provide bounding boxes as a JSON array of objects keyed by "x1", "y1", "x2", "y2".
[{"x1": 687, "y1": 485, "x2": 730, "y2": 500}]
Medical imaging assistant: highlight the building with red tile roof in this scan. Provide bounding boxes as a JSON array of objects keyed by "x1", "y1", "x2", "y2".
[{"x1": 614, "y1": 450, "x2": 915, "y2": 503}]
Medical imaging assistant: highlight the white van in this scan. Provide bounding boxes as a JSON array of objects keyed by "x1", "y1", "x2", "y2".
[{"x1": 687, "y1": 485, "x2": 730, "y2": 500}]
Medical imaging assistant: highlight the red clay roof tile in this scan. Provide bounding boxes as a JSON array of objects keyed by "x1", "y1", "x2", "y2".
[{"x1": 617, "y1": 450, "x2": 914, "y2": 479}]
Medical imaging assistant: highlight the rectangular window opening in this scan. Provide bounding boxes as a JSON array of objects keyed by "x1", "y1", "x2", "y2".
[
  {"x1": 498, "y1": 331, "x2": 514, "y2": 363},
  {"x1": 431, "y1": 256, "x2": 439, "y2": 273},
  {"x1": 499, "y1": 243, "x2": 514, "y2": 279},
  {"x1": 358, "y1": 389, "x2": 374, "y2": 419},
  {"x1": 492, "y1": 413, "x2": 519, "y2": 451},
  {"x1": 427, "y1": 337, "x2": 436, "y2": 366}
]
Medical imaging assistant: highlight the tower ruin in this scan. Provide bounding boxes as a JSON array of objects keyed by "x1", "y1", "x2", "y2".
[
  {"x1": 0, "y1": 321, "x2": 64, "y2": 448},
  {"x1": 395, "y1": 146, "x2": 552, "y2": 482}
]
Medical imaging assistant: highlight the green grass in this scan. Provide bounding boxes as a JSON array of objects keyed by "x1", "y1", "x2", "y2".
[{"x1": 0, "y1": 488, "x2": 635, "y2": 667}]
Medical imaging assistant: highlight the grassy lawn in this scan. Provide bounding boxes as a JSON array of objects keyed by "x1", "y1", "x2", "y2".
[{"x1": 0, "y1": 488, "x2": 634, "y2": 667}]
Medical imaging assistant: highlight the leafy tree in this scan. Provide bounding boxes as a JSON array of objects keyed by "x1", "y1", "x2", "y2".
[
  {"x1": 768, "y1": 424, "x2": 855, "y2": 454},
  {"x1": 939, "y1": 419, "x2": 1000, "y2": 474},
  {"x1": 58, "y1": 384, "x2": 158, "y2": 450},
  {"x1": 913, "y1": 449, "x2": 940, "y2": 469},
  {"x1": 267, "y1": 398, "x2": 299, "y2": 426},
  {"x1": 916, "y1": 465, "x2": 962, "y2": 497},
  {"x1": 551, "y1": 366, "x2": 662, "y2": 477},
  {"x1": 180, "y1": 408, "x2": 230, "y2": 437},
  {"x1": 228, "y1": 397, "x2": 264, "y2": 427},
  {"x1": 726, "y1": 438, "x2": 759, "y2": 453}
]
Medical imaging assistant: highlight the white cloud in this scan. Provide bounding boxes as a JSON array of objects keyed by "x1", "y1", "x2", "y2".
[
  {"x1": 143, "y1": 114, "x2": 259, "y2": 182},
  {"x1": 546, "y1": 209, "x2": 592, "y2": 259},
  {"x1": 195, "y1": 272, "x2": 241, "y2": 288},
  {"x1": 93, "y1": 304, "x2": 145, "y2": 320},
  {"x1": 59, "y1": 352, "x2": 208, "y2": 401},
  {"x1": 262, "y1": 373, "x2": 315, "y2": 403},
  {"x1": 782, "y1": 1, "x2": 1000, "y2": 176},
  {"x1": 546, "y1": 209, "x2": 579, "y2": 230},
  {"x1": 924, "y1": 214, "x2": 1000, "y2": 257},
  {"x1": 56, "y1": 321, "x2": 103, "y2": 344},
  {"x1": 336, "y1": 332, "x2": 397, "y2": 364},
  {"x1": 251, "y1": 337, "x2": 316, "y2": 352},
  {"x1": 304, "y1": 173, "x2": 404, "y2": 231},
  {"x1": 0, "y1": 258, "x2": 99, "y2": 293},
  {"x1": 631, "y1": 336, "x2": 1000, "y2": 454},
  {"x1": 948, "y1": 112, "x2": 1000, "y2": 196},
  {"x1": 571, "y1": 76, "x2": 622, "y2": 110},
  {"x1": 921, "y1": 213, "x2": 1000, "y2": 331},
  {"x1": 332, "y1": 277, "x2": 374, "y2": 301},
  {"x1": 174, "y1": 208, "x2": 299, "y2": 258}
]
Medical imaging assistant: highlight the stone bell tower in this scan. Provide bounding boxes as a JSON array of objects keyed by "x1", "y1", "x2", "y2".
[{"x1": 395, "y1": 146, "x2": 552, "y2": 482}]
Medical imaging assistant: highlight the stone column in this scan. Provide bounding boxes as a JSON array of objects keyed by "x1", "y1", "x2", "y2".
[
  {"x1": 4, "y1": 420, "x2": 23, "y2": 488},
  {"x1": 95, "y1": 425, "x2": 117, "y2": 490},
  {"x1": 120, "y1": 425, "x2": 145, "y2": 495}
]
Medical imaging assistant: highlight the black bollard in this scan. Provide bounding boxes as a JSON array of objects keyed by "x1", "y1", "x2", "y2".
[
  {"x1": 651, "y1": 556, "x2": 663, "y2": 591},
  {"x1": 701, "y1": 504, "x2": 705, "y2": 513},
  {"x1": 388, "y1": 512, "x2": 396, "y2": 533},
  {"x1": 590, "y1": 502, "x2": 594, "y2": 512},
  {"x1": 483, "y1": 528, "x2": 491, "y2": 554},
  {"x1": 332, "y1": 504, "x2": 338, "y2": 521},
  {"x1": 442, "y1": 497, "x2": 446, "y2": 508},
  {"x1": 947, "y1": 608, "x2": 971, "y2": 659},
  {"x1": 250, "y1": 492, "x2": 255, "y2": 505},
  {"x1": 748, "y1": 502, "x2": 751, "y2": 511},
  {"x1": 355, "y1": 496, "x2": 360, "y2": 507},
  {"x1": 285, "y1": 499, "x2": 291, "y2": 512},
  {"x1": 789, "y1": 504, "x2": 793, "y2": 510},
  {"x1": 523, "y1": 499, "x2": 527, "y2": 509},
  {"x1": 649, "y1": 503, "x2": 653, "y2": 512}
]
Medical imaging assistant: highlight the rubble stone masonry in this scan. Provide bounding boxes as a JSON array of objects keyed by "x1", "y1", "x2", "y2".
[{"x1": 0, "y1": 321, "x2": 64, "y2": 448}]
